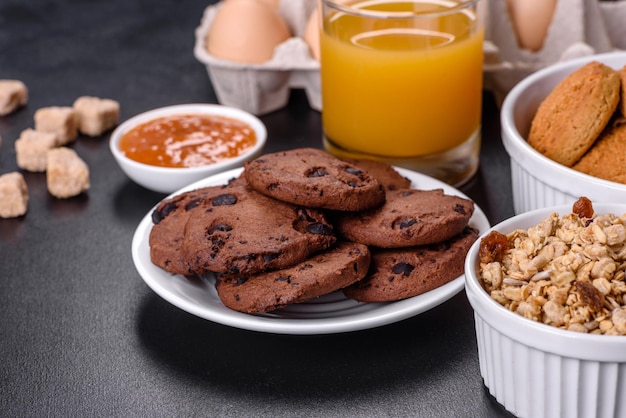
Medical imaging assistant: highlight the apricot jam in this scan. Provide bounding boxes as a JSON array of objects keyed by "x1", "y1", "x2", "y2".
[{"x1": 119, "y1": 113, "x2": 257, "y2": 168}]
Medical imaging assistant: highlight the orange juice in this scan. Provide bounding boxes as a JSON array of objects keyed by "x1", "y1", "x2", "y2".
[{"x1": 321, "y1": 0, "x2": 484, "y2": 158}]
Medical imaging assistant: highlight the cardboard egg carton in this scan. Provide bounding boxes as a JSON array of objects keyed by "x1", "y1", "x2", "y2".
[
  {"x1": 194, "y1": 0, "x2": 320, "y2": 115},
  {"x1": 195, "y1": 0, "x2": 626, "y2": 114},
  {"x1": 484, "y1": 0, "x2": 626, "y2": 104}
]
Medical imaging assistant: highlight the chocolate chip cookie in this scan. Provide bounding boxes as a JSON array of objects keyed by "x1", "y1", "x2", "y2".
[
  {"x1": 343, "y1": 227, "x2": 479, "y2": 302},
  {"x1": 181, "y1": 184, "x2": 336, "y2": 275},
  {"x1": 215, "y1": 241, "x2": 370, "y2": 313},
  {"x1": 335, "y1": 189, "x2": 474, "y2": 248},
  {"x1": 243, "y1": 148, "x2": 385, "y2": 211}
]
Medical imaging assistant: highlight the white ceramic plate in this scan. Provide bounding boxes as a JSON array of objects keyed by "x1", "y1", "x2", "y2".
[{"x1": 132, "y1": 167, "x2": 490, "y2": 334}]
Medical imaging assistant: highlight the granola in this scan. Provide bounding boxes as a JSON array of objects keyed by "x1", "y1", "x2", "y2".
[{"x1": 478, "y1": 199, "x2": 626, "y2": 335}]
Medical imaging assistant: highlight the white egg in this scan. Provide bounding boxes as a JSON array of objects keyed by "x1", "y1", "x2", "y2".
[
  {"x1": 505, "y1": 0, "x2": 558, "y2": 52},
  {"x1": 207, "y1": 0, "x2": 292, "y2": 63}
]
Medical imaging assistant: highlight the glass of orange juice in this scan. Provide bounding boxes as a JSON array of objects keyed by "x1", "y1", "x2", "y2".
[{"x1": 320, "y1": 0, "x2": 484, "y2": 186}]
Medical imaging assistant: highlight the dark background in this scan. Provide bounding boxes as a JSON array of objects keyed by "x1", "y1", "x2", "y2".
[{"x1": 1, "y1": 0, "x2": 515, "y2": 416}]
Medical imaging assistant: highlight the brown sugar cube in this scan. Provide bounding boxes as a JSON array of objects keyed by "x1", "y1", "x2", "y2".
[
  {"x1": 0, "y1": 172, "x2": 29, "y2": 218},
  {"x1": 73, "y1": 96, "x2": 120, "y2": 136},
  {"x1": 0, "y1": 80, "x2": 28, "y2": 116},
  {"x1": 15, "y1": 129, "x2": 57, "y2": 172},
  {"x1": 34, "y1": 106, "x2": 78, "y2": 145},
  {"x1": 46, "y1": 147, "x2": 90, "y2": 198}
]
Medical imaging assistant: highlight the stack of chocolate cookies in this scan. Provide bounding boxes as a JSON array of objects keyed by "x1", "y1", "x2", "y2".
[{"x1": 148, "y1": 148, "x2": 478, "y2": 313}]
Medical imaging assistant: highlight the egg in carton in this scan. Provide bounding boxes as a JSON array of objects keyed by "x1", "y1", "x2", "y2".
[
  {"x1": 194, "y1": 0, "x2": 321, "y2": 116},
  {"x1": 484, "y1": 0, "x2": 626, "y2": 105}
]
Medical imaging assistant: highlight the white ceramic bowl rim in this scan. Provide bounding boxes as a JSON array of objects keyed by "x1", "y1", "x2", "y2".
[
  {"x1": 500, "y1": 52, "x2": 626, "y2": 197},
  {"x1": 465, "y1": 203, "x2": 626, "y2": 362},
  {"x1": 109, "y1": 103, "x2": 267, "y2": 174}
]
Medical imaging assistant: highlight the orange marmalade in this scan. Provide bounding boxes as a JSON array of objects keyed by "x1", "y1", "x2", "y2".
[{"x1": 119, "y1": 113, "x2": 257, "y2": 168}]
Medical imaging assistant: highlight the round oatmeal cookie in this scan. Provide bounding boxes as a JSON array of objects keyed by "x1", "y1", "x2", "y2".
[
  {"x1": 149, "y1": 185, "x2": 234, "y2": 275},
  {"x1": 215, "y1": 241, "x2": 370, "y2": 313},
  {"x1": 527, "y1": 61, "x2": 621, "y2": 167},
  {"x1": 181, "y1": 184, "x2": 336, "y2": 275},
  {"x1": 343, "y1": 227, "x2": 479, "y2": 302},
  {"x1": 572, "y1": 121, "x2": 626, "y2": 184},
  {"x1": 334, "y1": 188, "x2": 474, "y2": 248},
  {"x1": 243, "y1": 148, "x2": 385, "y2": 211}
]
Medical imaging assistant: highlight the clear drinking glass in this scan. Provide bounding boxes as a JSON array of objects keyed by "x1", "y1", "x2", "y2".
[{"x1": 320, "y1": 0, "x2": 485, "y2": 186}]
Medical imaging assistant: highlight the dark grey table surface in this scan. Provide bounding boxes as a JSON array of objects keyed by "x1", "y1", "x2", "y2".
[{"x1": 0, "y1": 0, "x2": 516, "y2": 416}]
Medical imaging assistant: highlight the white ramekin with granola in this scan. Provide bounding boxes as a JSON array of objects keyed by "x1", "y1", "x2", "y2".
[{"x1": 464, "y1": 197, "x2": 626, "y2": 418}]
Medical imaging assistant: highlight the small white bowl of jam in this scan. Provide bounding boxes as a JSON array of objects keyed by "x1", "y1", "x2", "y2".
[{"x1": 110, "y1": 103, "x2": 267, "y2": 193}]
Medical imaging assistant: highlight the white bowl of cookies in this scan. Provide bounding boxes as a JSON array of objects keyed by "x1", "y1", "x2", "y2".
[
  {"x1": 464, "y1": 197, "x2": 626, "y2": 418},
  {"x1": 500, "y1": 52, "x2": 626, "y2": 215},
  {"x1": 109, "y1": 103, "x2": 267, "y2": 194}
]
